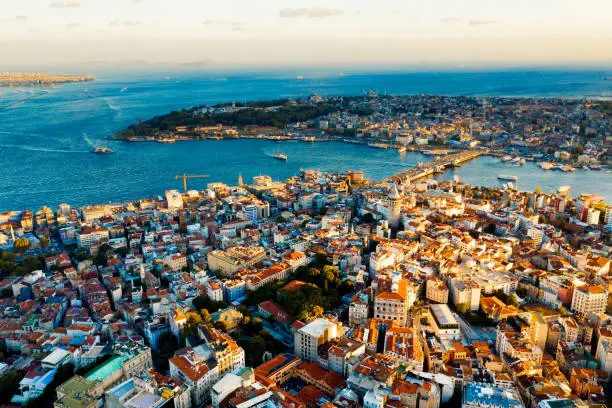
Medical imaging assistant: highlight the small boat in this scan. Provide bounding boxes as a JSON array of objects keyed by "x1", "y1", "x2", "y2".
[
  {"x1": 91, "y1": 147, "x2": 114, "y2": 154},
  {"x1": 158, "y1": 138, "x2": 176, "y2": 144},
  {"x1": 590, "y1": 165, "x2": 602, "y2": 171},
  {"x1": 582, "y1": 165, "x2": 589, "y2": 170},
  {"x1": 510, "y1": 157, "x2": 521, "y2": 164},
  {"x1": 397, "y1": 146, "x2": 406, "y2": 153},
  {"x1": 497, "y1": 174, "x2": 518, "y2": 182},
  {"x1": 560, "y1": 165, "x2": 575, "y2": 172},
  {"x1": 273, "y1": 153, "x2": 288, "y2": 161},
  {"x1": 520, "y1": 158, "x2": 526, "y2": 165},
  {"x1": 501, "y1": 155, "x2": 513, "y2": 162},
  {"x1": 296, "y1": 75, "x2": 304, "y2": 80},
  {"x1": 538, "y1": 162, "x2": 555, "y2": 170}
]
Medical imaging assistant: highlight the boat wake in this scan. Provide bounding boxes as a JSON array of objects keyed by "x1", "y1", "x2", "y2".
[
  {"x1": 82, "y1": 133, "x2": 96, "y2": 149},
  {"x1": 0, "y1": 90, "x2": 49, "y2": 111},
  {"x1": 103, "y1": 97, "x2": 121, "y2": 112},
  {"x1": 119, "y1": 87, "x2": 128, "y2": 93},
  {"x1": 0, "y1": 144, "x2": 89, "y2": 154}
]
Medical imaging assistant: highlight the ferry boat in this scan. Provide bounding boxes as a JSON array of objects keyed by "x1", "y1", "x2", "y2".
[
  {"x1": 368, "y1": 143, "x2": 388, "y2": 149},
  {"x1": 538, "y1": 162, "x2": 555, "y2": 170},
  {"x1": 91, "y1": 147, "x2": 114, "y2": 154},
  {"x1": 272, "y1": 153, "x2": 288, "y2": 161},
  {"x1": 497, "y1": 174, "x2": 518, "y2": 182}
]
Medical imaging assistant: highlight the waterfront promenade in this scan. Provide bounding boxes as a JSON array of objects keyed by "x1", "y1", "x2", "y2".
[{"x1": 380, "y1": 150, "x2": 485, "y2": 184}]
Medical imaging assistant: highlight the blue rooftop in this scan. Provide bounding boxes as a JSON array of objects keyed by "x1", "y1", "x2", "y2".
[{"x1": 463, "y1": 382, "x2": 523, "y2": 408}]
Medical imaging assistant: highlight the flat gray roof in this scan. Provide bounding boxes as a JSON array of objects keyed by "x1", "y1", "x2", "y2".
[{"x1": 430, "y1": 304, "x2": 458, "y2": 327}]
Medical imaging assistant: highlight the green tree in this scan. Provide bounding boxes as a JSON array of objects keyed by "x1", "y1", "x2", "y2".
[
  {"x1": 22, "y1": 256, "x2": 42, "y2": 273},
  {"x1": 456, "y1": 302, "x2": 470, "y2": 314},
  {"x1": 94, "y1": 243, "x2": 112, "y2": 266},
  {"x1": 192, "y1": 295, "x2": 226, "y2": 313},
  {"x1": 200, "y1": 309, "x2": 211, "y2": 323},
  {"x1": 184, "y1": 312, "x2": 203, "y2": 337},
  {"x1": 13, "y1": 237, "x2": 30, "y2": 254},
  {"x1": 214, "y1": 320, "x2": 230, "y2": 332},
  {"x1": 0, "y1": 370, "x2": 25, "y2": 404},
  {"x1": 39, "y1": 236, "x2": 49, "y2": 249}
]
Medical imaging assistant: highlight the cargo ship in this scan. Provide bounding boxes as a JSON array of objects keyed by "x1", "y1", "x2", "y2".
[{"x1": 272, "y1": 153, "x2": 288, "y2": 161}]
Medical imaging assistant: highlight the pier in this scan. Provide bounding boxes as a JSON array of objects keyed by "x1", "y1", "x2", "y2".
[{"x1": 380, "y1": 150, "x2": 484, "y2": 184}]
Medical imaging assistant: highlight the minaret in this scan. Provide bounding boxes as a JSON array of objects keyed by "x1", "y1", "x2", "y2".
[
  {"x1": 388, "y1": 183, "x2": 401, "y2": 229},
  {"x1": 238, "y1": 173, "x2": 243, "y2": 187}
]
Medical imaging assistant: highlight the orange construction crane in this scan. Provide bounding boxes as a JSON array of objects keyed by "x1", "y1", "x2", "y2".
[{"x1": 175, "y1": 174, "x2": 210, "y2": 193}]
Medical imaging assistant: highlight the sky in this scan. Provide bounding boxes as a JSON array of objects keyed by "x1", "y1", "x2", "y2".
[{"x1": 1, "y1": 0, "x2": 611, "y2": 69}]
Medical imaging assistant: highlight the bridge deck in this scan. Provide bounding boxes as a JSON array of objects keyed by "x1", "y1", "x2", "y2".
[{"x1": 380, "y1": 150, "x2": 484, "y2": 184}]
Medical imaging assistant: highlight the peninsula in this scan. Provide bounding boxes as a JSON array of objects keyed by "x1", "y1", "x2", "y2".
[
  {"x1": 0, "y1": 72, "x2": 95, "y2": 87},
  {"x1": 114, "y1": 94, "x2": 612, "y2": 169}
]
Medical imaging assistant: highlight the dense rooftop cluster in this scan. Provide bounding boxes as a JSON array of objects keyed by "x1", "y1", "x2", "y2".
[
  {"x1": 0, "y1": 167, "x2": 611, "y2": 408},
  {"x1": 117, "y1": 95, "x2": 612, "y2": 167}
]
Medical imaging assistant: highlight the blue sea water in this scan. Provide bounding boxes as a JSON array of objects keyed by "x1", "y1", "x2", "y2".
[{"x1": 0, "y1": 69, "x2": 611, "y2": 211}]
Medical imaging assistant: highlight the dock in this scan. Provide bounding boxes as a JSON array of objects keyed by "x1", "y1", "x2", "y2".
[{"x1": 380, "y1": 150, "x2": 484, "y2": 184}]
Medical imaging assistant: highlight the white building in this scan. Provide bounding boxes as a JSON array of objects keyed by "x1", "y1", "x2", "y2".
[
  {"x1": 364, "y1": 388, "x2": 385, "y2": 408},
  {"x1": 211, "y1": 367, "x2": 257, "y2": 408},
  {"x1": 170, "y1": 346, "x2": 219, "y2": 406},
  {"x1": 294, "y1": 318, "x2": 341, "y2": 362},
  {"x1": 165, "y1": 189, "x2": 184, "y2": 210},
  {"x1": 428, "y1": 304, "x2": 461, "y2": 340},
  {"x1": 596, "y1": 339, "x2": 612, "y2": 380},
  {"x1": 349, "y1": 292, "x2": 369, "y2": 326},
  {"x1": 571, "y1": 284, "x2": 607, "y2": 315},
  {"x1": 76, "y1": 227, "x2": 109, "y2": 249}
]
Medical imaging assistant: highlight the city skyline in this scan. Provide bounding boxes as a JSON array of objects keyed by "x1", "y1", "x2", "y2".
[{"x1": 1, "y1": 0, "x2": 612, "y2": 68}]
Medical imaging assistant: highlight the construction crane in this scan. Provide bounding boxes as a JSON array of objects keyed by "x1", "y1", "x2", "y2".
[{"x1": 175, "y1": 174, "x2": 210, "y2": 193}]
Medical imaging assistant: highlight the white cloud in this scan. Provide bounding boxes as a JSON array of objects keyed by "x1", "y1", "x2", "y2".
[
  {"x1": 109, "y1": 20, "x2": 142, "y2": 27},
  {"x1": 50, "y1": 0, "x2": 80, "y2": 9},
  {"x1": 278, "y1": 8, "x2": 344, "y2": 18}
]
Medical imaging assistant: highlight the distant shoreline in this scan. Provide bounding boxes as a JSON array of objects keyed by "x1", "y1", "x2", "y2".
[{"x1": 0, "y1": 72, "x2": 95, "y2": 88}]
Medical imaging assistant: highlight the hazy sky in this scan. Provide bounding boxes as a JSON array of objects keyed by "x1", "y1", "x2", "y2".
[{"x1": 1, "y1": 0, "x2": 611, "y2": 69}]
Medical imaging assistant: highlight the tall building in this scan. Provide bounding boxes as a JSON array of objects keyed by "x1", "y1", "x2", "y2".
[
  {"x1": 604, "y1": 205, "x2": 612, "y2": 231},
  {"x1": 294, "y1": 318, "x2": 342, "y2": 362},
  {"x1": 349, "y1": 292, "x2": 369, "y2": 326},
  {"x1": 571, "y1": 284, "x2": 608, "y2": 315},
  {"x1": 169, "y1": 346, "x2": 219, "y2": 406},
  {"x1": 426, "y1": 277, "x2": 449, "y2": 304},
  {"x1": 76, "y1": 227, "x2": 109, "y2": 249},
  {"x1": 386, "y1": 184, "x2": 402, "y2": 229},
  {"x1": 165, "y1": 189, "x2": 184, "y2": 210},
  {"x1": 373, "y1": 275, "x2": 411, "y2": 327},
  {"x1": 206, "y1": 246, "x2": 267, "y2": 276}
]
